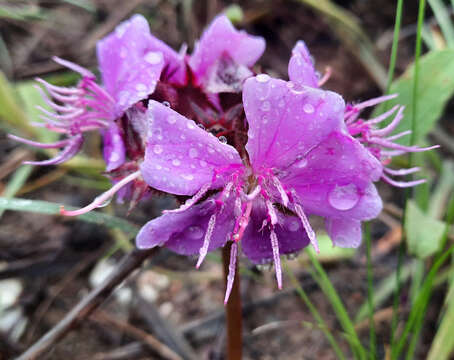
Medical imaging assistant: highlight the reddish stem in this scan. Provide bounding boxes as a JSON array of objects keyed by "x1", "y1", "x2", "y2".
[{"x1": 222, "y1": 244, "x2": 243, "y2": 360}]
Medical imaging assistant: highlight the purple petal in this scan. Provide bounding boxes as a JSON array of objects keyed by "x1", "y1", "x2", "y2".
[
  {"x1": 102, "y1": 122, "x2": 125, "y2": 172},
  {"x1": 244, "y1": 76, "x2": 345, "y2": 171},
  {"x1": 136, "y1": 196, "x2": 235, "y2": 255},
  {"x1": 189, "y1": 15, "x2": 265, "y2": 91},
  {"x1": 96, "y1": 14, "x2": 165, "y2": 116},
  {"x1": 282, "y1": 132, "x2": 383, "y2": 192},
  {"x1": 148, "y1": 35, "x2": 186, "y2": 85},
  {"x1": 288, "y1": 41, "x2": 318, "y2": 88},
  {"x1": 291, "y1": 182, "x2": 383, "y2": 221},
  {"x1": 140, "y1": 101, "x2": 244, "y2": 196},
  {"x1": 242, "y1": 199, "x2": 310, "y2": 264},
  {"x1": 326, "y1": 218, "x2": 362, "y2": 248}
]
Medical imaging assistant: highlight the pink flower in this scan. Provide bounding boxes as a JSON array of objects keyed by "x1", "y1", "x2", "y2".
[{"x1": 136, "y1": 70, "x2": 383, "y2": 302}]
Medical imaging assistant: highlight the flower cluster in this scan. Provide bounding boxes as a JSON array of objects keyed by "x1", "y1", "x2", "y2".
[{"x1": 11, "y1": 14, "x2": 437, "y2": 302}]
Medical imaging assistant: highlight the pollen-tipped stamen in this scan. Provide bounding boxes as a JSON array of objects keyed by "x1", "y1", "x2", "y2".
[
  {"x1": 60, "y1": 170, "x2": 141, "y2": 216},
  {"x1": 196, "y1": 213, "x2": 217, "y2": 269},
  {"x1": 270, "y1": 228, "x2": 282, "y2": 289}
]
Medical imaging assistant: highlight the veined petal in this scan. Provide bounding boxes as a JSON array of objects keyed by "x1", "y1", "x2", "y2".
[
  {"x1": 96, "y1": 14, "x2": 165, "y2": 116},
  {"x1": 140, "y1": 101, "x2": 244, "y2": 196},
  {"x1": 244, "y1": 76, "x2": 345, "y2": 171},
  {"x1": 242, "y1": 199, "x2": 310, "y2": 264},
  {"x1": 288, "y1": 41, "x2": 318, "y2": 88},
  {"x1": 136, "y1": 196, "x2": 235, "y2": 255},
  {"x1": 102, "y1": 122, "x2": 126, "y2": 172},
  {"x1": 189, "y1": 15, "x2": 265, "y2": 91}
]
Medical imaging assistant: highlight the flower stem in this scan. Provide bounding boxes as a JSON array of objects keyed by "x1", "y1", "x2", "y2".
[{"x1": 222, "y1": 243, "x2": 243, "y2": 360}]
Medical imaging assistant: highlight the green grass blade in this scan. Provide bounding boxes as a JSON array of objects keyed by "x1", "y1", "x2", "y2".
[
  {"x1": 364, "y1": 223, "x2": 376, "y2": 358},
  {"x1": 307, "y1": 250, "x2": 367, "y2": 359},
  {"x1": 0, "y1": 165, "x2": 33, "y2": 218},
  {"x1": 0, "y1": 197, "x2": 139, "y2": 237},
  {"x1": 284, "y1": 262, "x2": 347, "y2": 360},
  {"x1": 427, "y1": 0, "x2": 454, "y2": 48},
  {"x1": 386, "y1": 0, "x2": 404, "y2": 93}
]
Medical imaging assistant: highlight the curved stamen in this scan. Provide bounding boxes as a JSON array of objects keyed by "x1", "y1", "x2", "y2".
[
  {"x1": 381, "y1": 174, "x2": 426, "y2": 188},
  {"x1": 164, "y1": 183, "x2": 211, "y2": 214},
  {"x1": 8, "y1": 134, "x2": 69, "y2": 149},
  {"x1": 370, "y1": 106, "x2": 404, "y2": 137},
  {"x1": 317, "y1": 66, "x2": 332, "y2": 87},
  {"x1": 365, "y1": 105, "x2": 400, "y2": 125},
  {"x1": 384, "y1": 166, "x2": 421, "y2": 176},
  {"x1": 353, "y1": 94, "x2": 398, "y2": 111},
  {"x1": 386, "y1": 130, "x2": 411, "y2": 141},
  {"x1": 60, "y1": 170, "x2": 141, "y2": 216},
  {"x1": 52, "y1": 56, "x2": 95, "y2": 79},
  {"x1": 23, "y1": 135, "x2": 83, "y2": 166},
  {"x1": 272, "y1": 176, "x2": 289, "y2": 207}
]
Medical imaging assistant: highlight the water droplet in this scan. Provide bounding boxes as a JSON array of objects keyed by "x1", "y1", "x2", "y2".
[
  {"x1": 288, "y1": 220, "x2": 300, "y2": 232},
  {"x1": 285, "y1": 252, "x2": 299, "y2": 260},
  {"x1": 294, "y1": 157, "x2": 308, "y2": 169},
  {"x1": 180, "y1": 134, "x2": 186, "y2": 140},
  {"x1": 153, "y1": 144, "x2": 163, "y2": 154},
  {"x1": 155, "y1": 164, "x2": 162, "y2": 170},
  {"x1": 135, "y1": 83, "x2": 147, "y2": 92},
  {"x1": 256, "y1": 263, "x2": 273, "y2": 271},
  {"x1": 218, "y1": 136, "x2": 227, "y2": 144},
  {"x1": 189, "y1": 148, "x2": 198, "y2": 158},
  {"x1": 256, "y1": 74, "x2": 270, "y2": 83},
  {"x1": 328, "y1": 184, "x2": 359, "y2": 210},
  {"x1": 162, "y1": 101, "x2": 170, "y2": 107},
  {"x1": 188, "y1": 226, "x2": 204, "y2": 239},
  {"x1": 187, "y1": 122, "x2": 195, "y2": 130},
  {"x1": 200, "y1": 160, "x2": 207, "y2": 167},
  {"x1": 182, "y1": 174, "x2": 194, "y2": 181},
  {"x1": 197, "y1": 123, "x2": 205, "y2": 130},
  {"x1": 261, "y1": 101, "x2": 271, "y2": 112},
  {"x1": 262, "y1": 115, "x2": 269, "y2": 124},
  {"x1": 172, "y1": 159, "x2": 181, "y2": 167},
  {"x1": 94, "y1": 195, "x2": 111, "y2": 208},
  {"x1": 145, "y1": 51, "x2": 163, "y2": 65},
  {"x1": 303, "y1": 103, "x2": 315, "y2": 114},
  {"x1": 167, "y1": 116, "x2": 177, "y2": 124}
]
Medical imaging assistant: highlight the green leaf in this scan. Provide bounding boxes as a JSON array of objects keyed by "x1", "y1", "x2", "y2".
[
  {"x1": 307, "y1": 232, "x2": 356, "y2": 262},
  {"x1": 405, "y1": 200, "x2": 446, "y2": 259},
  {"x1": 0, "y1": 197, "x2": 139, "y2": 238},
  {"x1": 375, "y1": 49, "x2": 454, "y2": 145}
]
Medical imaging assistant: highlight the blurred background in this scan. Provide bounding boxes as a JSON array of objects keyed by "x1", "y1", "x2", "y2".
[{"x1": 0, "y1": 0, "x2": 453, "y2": 359}]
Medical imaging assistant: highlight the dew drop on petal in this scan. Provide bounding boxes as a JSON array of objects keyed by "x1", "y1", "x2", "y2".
[
  {"x1": 261, "y1": 101, "x2": 271, "y2": 112},
  {"x1": 155, "y1": 164, "x2": 162, "y2": 170},
  {"x1": 188, "y1": 226, "x2": 204, "y2": 239},
  {"x1": 144, "y1": 51, "x2": 163, "y2": 65},
  {"x1": 303, "y1": 103, "x2": 315, "y2": 114},
  {"x1": 172, "y1": 159, "x2": 181, "y2": 167},
  {"x1": 167, "y1": 116, "x2": 177, "y2": 124},
  {"x1": 200, "y1": 160, "x2": 207, "y2": 167},
  {"x1": 163, "y1": 101, "x2": 171, "y2": 107},
  {"x1": 256, "y1": 74, "x2": 270, "y2": 83},
  {"x1": 153, "y1": 144, "x2": 163, "y2": 154},
  {"x1": 288, "y1": 220, "x2": 300, "y2": 232},
  {"x1": 189, "y1": 148, "x2": 198, "y2": 158},
  {"x1": 187, "y1": 122, "x2": 195, "y2": 130},
  {"x1": 218, "y1": 136, "x2": 227, "y2": 144},
  {"x1": 197, "y1": 123, "x2": 205, "y2": 130},
  {"x1": 328, "y1": 184, "x2": 360, "y2": 210},
  {"x1": 182, "y1": 174, "x2": 194, "y2": 181}
]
